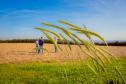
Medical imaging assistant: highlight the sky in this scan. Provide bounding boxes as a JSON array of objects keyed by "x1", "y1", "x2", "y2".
[{"x1": 0, "y1": 0, "x2": 126, "y2": 41}]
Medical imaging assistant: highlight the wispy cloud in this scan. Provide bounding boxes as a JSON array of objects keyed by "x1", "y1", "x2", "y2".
[
  {"x1": 0, "y1": 0, "x2": 126, "y2": 40},
  {"x1": 61, "y1": 0, "x2": 126, "y2": 40}
]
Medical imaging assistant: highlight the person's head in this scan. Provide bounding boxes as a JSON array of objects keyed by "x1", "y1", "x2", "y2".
[{"x1": 40, "y1": 37, "x2": 43, "y2": 39}]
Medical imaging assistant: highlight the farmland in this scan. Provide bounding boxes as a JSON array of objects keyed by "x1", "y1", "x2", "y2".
[
  {"x1": 0, "y1": 43, "x2": 126, "y2": 64},
  {"x1": 0, "y1": 43, "x2": 126, "y2": 84}
]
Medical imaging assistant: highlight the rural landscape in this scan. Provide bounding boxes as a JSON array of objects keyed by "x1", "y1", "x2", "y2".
[
  {"x1": 0, "y1": 20, "x2": 126, "y2": 84},
  {"x1": 0, "y1": 0, "x2": 126, "y2": 84}
]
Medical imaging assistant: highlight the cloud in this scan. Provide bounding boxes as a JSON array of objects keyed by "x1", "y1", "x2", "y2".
[
  {"x1": 61, "y1": 0, "x2": 126, "y2": 40},
  {"x1": 0, "y1": 0, "x2": 126, "y2": 40}
]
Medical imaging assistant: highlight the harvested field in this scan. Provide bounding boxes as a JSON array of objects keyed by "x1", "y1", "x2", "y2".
[{"x1": 0, "y1": 43, "x2": 126, "y2": 64}]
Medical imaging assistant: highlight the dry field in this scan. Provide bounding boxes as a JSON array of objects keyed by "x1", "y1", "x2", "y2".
[{"x1": 0, "y1": 43, "x2": 126, "y2": 64}]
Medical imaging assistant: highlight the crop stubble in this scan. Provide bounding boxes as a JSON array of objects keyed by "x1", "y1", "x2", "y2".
[{"x1": 0, "y1": 43, "x2": 126, "y2": 64}]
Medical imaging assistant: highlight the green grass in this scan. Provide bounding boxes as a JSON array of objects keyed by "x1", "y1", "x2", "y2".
[{"x1": 0, "y1": 57, "x2": 125, "y2": 84}]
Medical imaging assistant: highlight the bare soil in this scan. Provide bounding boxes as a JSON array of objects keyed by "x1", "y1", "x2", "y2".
[{"x1": 0, "y1": 43, "x2": 126, "y2": 64}]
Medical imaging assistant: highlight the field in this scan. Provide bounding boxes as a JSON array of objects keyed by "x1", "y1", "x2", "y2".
[
  {"x1": 0, "y1": 43, "x2": 126, "y2": 64},
  {"x1": 0, "y1": 43, "x2": 126, "y2": 84}
]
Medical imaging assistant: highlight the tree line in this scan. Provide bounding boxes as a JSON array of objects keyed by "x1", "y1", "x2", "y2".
[{"x1": 0, "y1": 39, "x2": 126, "y2": 46}]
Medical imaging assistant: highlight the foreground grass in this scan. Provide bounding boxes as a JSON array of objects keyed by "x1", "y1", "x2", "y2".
[{"x1": 0, "y1": 57, "x2": 125, "y2": 84}]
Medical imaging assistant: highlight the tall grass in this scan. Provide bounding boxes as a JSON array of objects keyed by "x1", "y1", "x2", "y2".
[{"x1": 35, "y1": 20, "x2": 126, "y2": 84}]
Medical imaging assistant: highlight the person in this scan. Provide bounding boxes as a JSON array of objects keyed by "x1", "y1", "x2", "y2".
[
  {"x1": 38, "y1": 37, "x2": 44, "y2": 54},
  {"x1": 35, "y1": 40, "x2": 39, "y2": 53}
]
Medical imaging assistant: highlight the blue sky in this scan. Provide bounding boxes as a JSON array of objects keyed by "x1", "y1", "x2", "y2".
[{"x1": 0, "y1": 0, "x2": 126, "y2": 41}]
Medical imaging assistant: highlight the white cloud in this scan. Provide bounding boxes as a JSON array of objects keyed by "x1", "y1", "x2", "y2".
[{"x1": 0, "y1": 0, "x2": 126, "y2": 40}]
